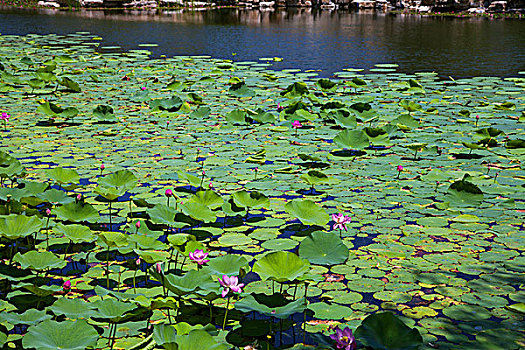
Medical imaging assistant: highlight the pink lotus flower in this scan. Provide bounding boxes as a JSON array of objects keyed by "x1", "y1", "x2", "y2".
[
  {"x1": 189, "y1": 249, "x2": 210, "y2": 265},
  {"x1": 218, "y1": 275, "x2": 244, "y2": 298},
  {"x1": 397, "y1": 165, "x2": 403, "y2": 172},
  {"x1": 156, "y1": 262, "x2": 162, "y2": 274},
  {"x1": 135, "y1": 221, "x2": 141, "y2": 229},
  {"x1": 1, "y1": 113, "x2": 9, "y2": 122},
  {"x1": 141, "y1": 87, "x2": 147, "y2": 91},
  {"x1": 46, "y1": 208, "x2": 51, "y2": 216},
  {"x1": 76, "y1": 194, "x2": 82, "y2": 201},
  {"x1": 329, "y1": 326, "x2": 356, "y2": 350},
  {"x1": 63, "y1": 280, "x2": 71, "y2": 291},
  {"x1": 209, "y1": 182, "x2": 213, "y2": 189},
  {"x1": 332, "y1": 213, "x2": 351, "y2": 231},
  {"x1": 100, "y1": 164, "x2": 105, "y2": 170},
  {"x1": 165, "y1": 189, "x2": 173, "y2": 197},
  {"x1": 136, "y1": 257, "x2": 141, "y2": 265},
  {"x1": 292, "y1": 120, "x2": 302, "y2": 128}
]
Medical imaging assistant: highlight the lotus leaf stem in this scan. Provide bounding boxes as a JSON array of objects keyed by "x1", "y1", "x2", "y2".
[{"x1": 222, "y1": 296, "x2": 231, "y2": 329}]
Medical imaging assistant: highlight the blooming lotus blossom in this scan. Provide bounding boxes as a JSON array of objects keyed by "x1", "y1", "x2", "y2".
[
  {"x1": 189, "y1": 249, "x2": 210, "y2": 265},
  {"x1": 292, "y1": 120, "x2": 302, "y2": 128},
  {"x1": 332, "y1": 213, "x2": 351, "y2": 231},
  {"x1": 329, "y1": 326, "x2": 356, "y2": 350},
  {"x1": 1, "y1": 113, "x2": 9, "y2": 122},
  {"x1": 218, "y1": 275, "x2": 244, "y2": 298}
]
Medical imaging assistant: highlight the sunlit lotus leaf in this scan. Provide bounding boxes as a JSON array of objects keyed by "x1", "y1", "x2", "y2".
[
  {"x1": 232, "y1": 190, "x2": 270, "y2": 209},
  {"x1": 176, "y1": 330, "x2": 228, "y2": 350},
  {"x1": 53, "y1": 223, "x2": 95, "y2": 243},
  {"x1": 93, "y1": 104, "x2": 117, "y2": 122},
  {"x1": 94, "y1": 185, "x2": 123, "y2": 201},
  {"x1": 203, "y1": 255, "x2": 249, "y2": 276},
  {"x1": 235, "y1": 294, "x2": 307, "y2": 319},
  {"x1": 298, "y1": 231, "x2": 348, "y2": 265},
  {"x1": 22, "y1": 319, "x2": 97, "y2": 350},
  {"x1": 225, "y1": 109, "x2": 248, "y2": 124},
  {"x1": 135, "y1": 249, "x2": 169, "y2": 264},
  {"x1": 98, "y1": 231, "x2": 128, "y2": 248},
  {"x1": 285, "y1": 199, "x2": 329, "y2": 226},
  {"x1": 229, "y1": 82, "x2": 255, "y2": 97},
  {"x1": 445, "y1": 179, "x2": 484, "y2": 208},
  {"x1": 307, "y1": 302, "x2": 352, "y2": 319},
  {"x1": 187, "y1": 190, "x2": 223, "y2": 209},
  {"x1": 355, "y1": 312, "x2": 422, "y2": 350},
  {"x1": 45, "y1": 167, "x2": 79, "y2": 185},
  {"x1": 330, "y1": 109, "x2": 357, "y2": 128},
  {"x1": 47, "y1": 298, "x2": 97, "y2": 319},
  {"x1": 152, "y1": 269, "x2": 216, "y2": 296},
  {"x1": 177, "y1": 171, "x2": 202, "y2": 188},
  {"x1": 0, "y1": 214, "x2": 42, "y2": 239},
  {"x1": 180, "y1": 202, "x2": 216, "y2": 223},
  {"x1": 147, "y1": 204, "x2": 187, "y2": 228},
  {"x1": 334, "y1": 129, "x2": 369, "y2": 150},
  {"x1": 13, "y1": 251, "x2": 66, "y2": 271},
  {"x1": 37, "y1": 188, "x2": 74, "y2": 205},
  {"x1": 94, "y1": 298, "x2": 137, "y2": 320},
  {"x1": 253, "y1": 251, "x2": 310, "y2": 283},
  {"x1": 98, "y1": 169, "x2": 137, "y2": 191},
  {"x1": 54, "y1": 201, "x2": 100, "y2": 223},
  {"x1": 189, "y1": 106, "x2": 211, "y2": 119}
]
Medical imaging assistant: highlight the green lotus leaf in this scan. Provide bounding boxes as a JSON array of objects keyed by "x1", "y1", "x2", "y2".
[
  {"x1": 147, "y1": 204, "x2": 187, "y2": 228},
  {"x1": 250, "y1": 109, "x2": 275, "y2": 124},
  {"x1": 284, "y1": 199, "x2": 329, "y2": 226},
  {"x1": 37, "y1": 101, "x2": 63, "y2": 116},
  {"x1": 93, "y1": 104, "x2": 118, "y2": 122},
  {"x1": 18, "y1": 179, "x2": 48, "y2": 195},
  {"x1": 13, "y1": 251, "x2": 66, "y2": 271},
  {"x1": 176, "y1": 329, "x2": 228, "y2": 350},
  {"x1": 0, "y1": 308, "x2": 52, "y2": 325},
  {"x1": 203, "y1": 255, "x2": 249, "y2": 276},
  {"x1": 54, "y1": 201, "x2": 100, "y2": 223},
  {"x1": 364, "y1": 127, "x2": 390, "y2": 145},
  {"x1": 177, "y1": 171, "x2": 202, "y2": 188},
  {"x1": 0, "y1": 214, "x2": 43, "y2": 240},
  {"x1": 225, "y1": 109, "x2": 248, "y2": 124},
  {"x1": 300, "y1": 170, "x2": 331, "y2": 187},
  {"x1": 37, "y1": 189, "x2": 75, "y2": 205},
  {"x1": 298, "y1": 231, "x2": 348, "y2": 265},
  {"x1": 128, "y1": 234, "x2": 167, "y2": 250},
  {"x1": 0, "y1": 332, "x2": 6, "y2": 347},
  {"x1": 28, "y1": 78, "x2": 46, "y2": 89},
  {"x1": 53, "y1": 223, "x2": 95, "y2": 243},
  {"x1": 232, "y1": 190, "x2": 270, "y2": 209},
  {"x1": 45, "y1": 167, "x2": 80, "y2": 185},
  {"x1": 506, "y1": 139, "x2": 525, "y2": 149},
  {"x1": 346, "y1": 77, "x2": 367, "y2": 89},
  {"x1": 445, "y1": 179, "x2": 484, "y2": 208},
  {"x1": 47, "y1": 298, "x2": 97, "y2": 319},
  {"x1": 334, "y1": 129, "x2": 369, "y2": 150},
  {"x1": 316, "y1": 78, "x2": 338, "y2": 92},
  {"x1": 135, "y1": 249, "x2": 170, "y2": 264},
  {"x1": 442, "y1": 304, "x2": 491, "y2": 321},
  {"x1": 189, "y1": 106, "x2": 211, "y2": 119},
  {"x1": 153, "y1": 323, "x2": 178, "y2": 347},
  {"x1": 281, "y1": 81, "x2": 309, "y2": 98},
  {"x1": 58, "y1": 77, "x2": 81, "y2": 92},
  {"x1": 98, "y1": 231, "x2": 129, "y2": 248},
  {"x1": 392, "y1": 113, "x2": 419, "y2": 129},
  {"x1": 307, "y1": 302, "x2": 352, "y2": 320},
  {"x1": 54, "y1": 54, "x2": 76, "y2": 63},
  {"x1": 187, "y1": 190, "x2": 223, "y2": 209},
  {"x1": 180, "y1": 202, "x2": 216, "y2": 223},
  {"x1": 153, "y1": 269, "x2": 216, "y2": 296},
  {"x1": 506, "y1": 303, "x2": 525, "y2": 314},
  {"x1": 229, "y1": 82, "x2": 255, "y2": 98},
  {"x1": 331, "y1": 109, "x2": 357, "y2": 128},
  {"x1": 94, "y1": 298, "x2": 137, "y2": 320},
  {"x1": 253, "y1": 251, "x2": 310, "y2": 283},
  {"x1": 235, "y1": 293, "x2": 307, "y2": 319},
  {"x1": 399, "y1": 99, "x2": 422, "y2": 113},
  {"x1": 98, "y1": 169, "x2": 137, "y2": 191},
  {"x1": 22, "y1": 319, "x2": 98, "y2": 350},
  {"x1": 150, "y1": 95, "x2": 183, "y2": 112},
  {"x1": 94, "y1": 185, "x2": 123, "y2": 201},
  {"x1": 354, "y1": 312, "x2": 423, "y2": 350}
]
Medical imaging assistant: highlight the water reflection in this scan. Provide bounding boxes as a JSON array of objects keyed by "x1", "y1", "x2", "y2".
[{"x1": 0, "y1": 7, "x2": 523, "y2": 77}]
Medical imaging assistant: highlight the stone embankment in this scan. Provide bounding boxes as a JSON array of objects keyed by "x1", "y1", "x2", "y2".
[{"x1": 36, "y1": 0, "x2": 524, "y2": 13}]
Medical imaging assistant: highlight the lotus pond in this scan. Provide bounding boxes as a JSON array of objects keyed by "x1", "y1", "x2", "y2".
[{"x1": 0, "y1": 32, "x2": 524, "y2": 350}]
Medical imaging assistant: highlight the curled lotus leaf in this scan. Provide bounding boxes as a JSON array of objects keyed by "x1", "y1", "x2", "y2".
[
  {"x1": 334, "y1": 129, "x2": 369, "y2": 150},
  {"x1": 98, "y1": 169, "x2": 137, "y2": 191},
  {"x1": 53, "y1": 223, "x2": 95, "y2": 243},
  {"x1": 53, "y1": 201, "x2": 100, "y2": 223},
  {"x1": 232, "y1": 190, "x2": 270, "y2": 209}
]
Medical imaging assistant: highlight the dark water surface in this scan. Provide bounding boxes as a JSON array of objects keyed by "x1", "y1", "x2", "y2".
[{"x1": 0, "y1": 7, "x2": 524, "y2": 77}]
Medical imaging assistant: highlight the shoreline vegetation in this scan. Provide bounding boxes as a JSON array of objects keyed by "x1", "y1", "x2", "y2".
[{"x1": 0, "y1": 0, "x2": 524, "y2": 17}]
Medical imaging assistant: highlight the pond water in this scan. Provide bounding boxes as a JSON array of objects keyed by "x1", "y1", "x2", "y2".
[{"x1": 0, "y1": 7, "x2": 524, "y2": 78}]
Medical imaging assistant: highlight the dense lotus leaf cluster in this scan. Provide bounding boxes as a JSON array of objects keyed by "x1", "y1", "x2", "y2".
[{"x1": 0, "y1": 32, "x2": 524, "y2": 349}]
